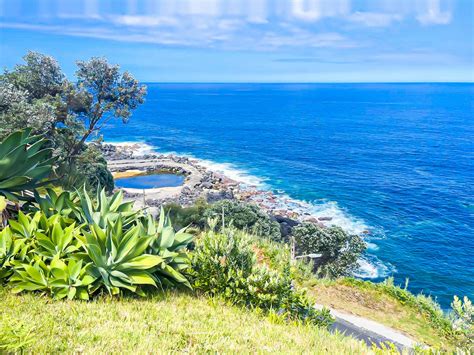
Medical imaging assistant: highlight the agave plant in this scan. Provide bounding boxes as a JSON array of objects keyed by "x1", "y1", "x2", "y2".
[
  {"x1": 2, "y1": 192, "x2": 194, "y2": 298},
  {"x1": 9, "y1": 257, "x2": 95, "y2": 300},
  {"x1": 0, "y1": 129, "x2": 54, "y2": 201},
  {"x1": 78, "y1": 217, "x2": 163, "y2": 295},
  {"x1": 35, "y1": 217, "x2": 80, "y2": 259},
  {"x1": 146, "y1": 207, "x2": 193, "y2": 288},
  {"x1": 48, "y1": 257, "x2": 96, "y2": 300},
  {"x1": 33, "y1": 188, "x2": 80, "y2": 219},
  {"x1": 78, "y1": 187, "x2": 138, "y2": 228}
]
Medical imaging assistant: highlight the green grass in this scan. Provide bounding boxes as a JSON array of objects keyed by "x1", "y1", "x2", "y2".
[{"x1": 0, "y1": 287, "x2": 373, "y2": 354}]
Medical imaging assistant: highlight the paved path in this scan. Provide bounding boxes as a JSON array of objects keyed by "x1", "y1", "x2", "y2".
[{"x1": 315, "y1": 304, "x2": 417, "y2": 351}]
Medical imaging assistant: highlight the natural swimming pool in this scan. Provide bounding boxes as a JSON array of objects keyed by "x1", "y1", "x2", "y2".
[{"x1": 115, "y1": 173, "x2": 185, "y2": 189}]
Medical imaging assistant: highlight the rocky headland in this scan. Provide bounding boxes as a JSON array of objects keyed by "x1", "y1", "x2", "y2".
[{"x1": 104, "y1": 143, "x2": 342, "y2": 237}]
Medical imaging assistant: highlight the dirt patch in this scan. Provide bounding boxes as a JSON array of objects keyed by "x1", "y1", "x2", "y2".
[{"x1": 112, "y1": 170, "x2": 144, "y2": 179}]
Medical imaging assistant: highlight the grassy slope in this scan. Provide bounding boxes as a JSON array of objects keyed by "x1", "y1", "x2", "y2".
[
  {"x1": 253, "y1": 239, "x2": 456, "y2": 351},
  {"x1": 305, "y1": 278, "x2": 455, "y2": 350},
  {"x1": 0, "y1": 287, "x2": 372, "y2": 354}
]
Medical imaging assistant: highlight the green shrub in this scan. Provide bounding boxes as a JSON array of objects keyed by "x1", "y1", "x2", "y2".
[
  {"x1": 451, "y1": 295, "x2": 474, "y2": 349},
  {"x1": 0, "y1": 190, "x2": 194, "y2": 299},
  {"x1": 166, "y1": 200, "x2": 282, "y2": 241},
  {"x1": 203, "y1": 200, "x2": 282, "y2": 241},
  {"x1": 291, "y1": 223, "x2": 366, "y2": 278},
  {"x1": 60, "y1": 144, "x2": 114, "y2": 193},
  {"x1": 191, "y1": 227, "x2": 333, "y2": 327},
  {"x1": 165, "y1": 198, "x2": 209, "y2": 230}
]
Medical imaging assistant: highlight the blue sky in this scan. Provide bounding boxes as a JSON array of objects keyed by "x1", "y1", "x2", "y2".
[{"x1": 0, "y1": 0, "x2": 473, "y2": 82}]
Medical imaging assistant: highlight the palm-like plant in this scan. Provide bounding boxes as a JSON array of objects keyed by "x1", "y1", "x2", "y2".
[{"x1": 0, "y1": 129, "x2": 54, "y2": 201}]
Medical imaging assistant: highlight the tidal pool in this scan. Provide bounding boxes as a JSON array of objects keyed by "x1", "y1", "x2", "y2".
[{"x1": 115, "y1": 173, "x2": 184, "y2": 189}]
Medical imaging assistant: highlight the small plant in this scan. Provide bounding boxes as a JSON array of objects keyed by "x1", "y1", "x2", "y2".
[{"x1": 451, "y1": 295, "x2": 474, "y2": 349}]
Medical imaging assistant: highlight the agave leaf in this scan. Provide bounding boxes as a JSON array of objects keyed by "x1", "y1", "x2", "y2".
[
  {"x1": 117, "y1": 254, "x2": 164, "y2": 271},
  {"x1": 0, "y1": 176, "x2": 31, "y2": 189},
  {"x1": 127, "y1": 271, "x2": 157, "y2": 286},
  {"x1": 159, "y1": 226, "x2": 175, "y2": 249}
]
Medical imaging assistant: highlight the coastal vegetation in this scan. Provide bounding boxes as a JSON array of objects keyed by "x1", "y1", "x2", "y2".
[
  {"x1": 0, "y1": 51, "x2": 146, "y2": 192},
  {"x1": 167, "y1": 199, "x2": 282, "y2": 241},
  {"x1": 0, "y1": 52, "x2": 472, "y2": 353},
  {"x1": 292, "y1": 222, "x2": 367, "y2": 278}
]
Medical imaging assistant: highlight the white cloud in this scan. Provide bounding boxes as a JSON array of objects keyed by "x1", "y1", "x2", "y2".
[
  {"x1": 416, "y1": 0, "x2": 452, "y2": 25},
  {"x1": 261, "y1": 30, "x2": 357, "y2": 49},
  {"x1": 348, "y1": 12, "x2": 403, "y2": 27},
  {"x1": 0, "y1": 20, "x2": 357, "y2": 50},
  {"x1": 111, "y1": 15, "x2": 179, "y2": 27},
  {"x1": 373, "y1": 51, "x2": 458, "y2": 63},
  {"x1": 290, "y1": 0, "x2": 350, "y2": 21},
  {"x1": 0, "y1": 0, "x2": 455, "y2": 52}
]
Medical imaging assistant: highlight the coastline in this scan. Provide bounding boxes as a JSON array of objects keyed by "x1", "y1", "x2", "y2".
[{"x1": 103, "y1": 141, "x2": 391, "y2": 279}]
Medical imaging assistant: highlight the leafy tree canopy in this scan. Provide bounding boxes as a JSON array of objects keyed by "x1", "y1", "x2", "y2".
[
  {"x1": 0, "y1": 51, "x2": 147, "y2": 192},
  {"x1": 291, "y1": 223, "x2": 366, "y2": 278}
]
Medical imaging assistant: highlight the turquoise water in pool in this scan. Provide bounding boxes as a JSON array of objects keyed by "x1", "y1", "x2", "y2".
[{"x1": 115, "y1": 173, "x2": 184, "y2": 189}]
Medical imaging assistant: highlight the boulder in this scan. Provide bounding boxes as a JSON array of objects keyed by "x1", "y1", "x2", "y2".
[{"x1": 273, "y1": 215, "x2": 300, "y2": 239}]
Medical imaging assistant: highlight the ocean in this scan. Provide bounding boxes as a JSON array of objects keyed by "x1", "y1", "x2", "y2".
[{"x1": 102, "y1": 83, "x2": 474, "y2": 309}]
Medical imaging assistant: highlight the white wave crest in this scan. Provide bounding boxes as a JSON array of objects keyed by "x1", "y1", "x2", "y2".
[
  {"x1": 194, "y1": 159, "x2": 267, "y2": 188},
  {"x1": 309, "y1": 200, "x2": 369, "y2": 235},
  {"x1": 107, "y1": 141, "x2": 157, "y2": 157},
  {"x1": 354, "y1": 256, "x2": 396, "y2": 279}
]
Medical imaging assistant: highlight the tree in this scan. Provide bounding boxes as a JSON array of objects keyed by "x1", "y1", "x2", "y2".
[
  {"x1": 71, "y1": 57, "x2": 147, "y2": 156},
  {"x1": 0, "y1": 51, "x2": 147, "y2": 192},
  {"x1": 291, "y1": 223, "x2": 366, "y2": 278}
]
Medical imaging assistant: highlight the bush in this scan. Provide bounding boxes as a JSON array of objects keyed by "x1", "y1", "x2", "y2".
[
  {"x1": 165, "y1": 198, "x2": 209, "y2": 230},
  {"x1": 291, "y1": 223, "x2": 366, "y2": 278},
  {"x1": 338, "y1": 277, "x2": 473, "y2": 350},
  {"x1": 191, "y1": 227, "x2": 333, "y2": 327},
  {"x1": 203, "y1": 200, "x2": 282, "y2": 241},
  {"x1": 0, "y1": 190, "x2": 193, "y2": 299},
  {"x1": 60, "y1": 144, "x2": 114, "y2": 193},
  {"x1": 166, "y1": 199, "x2": 282, "y2": 241},
  {"x1": 451, "y1": 295, "x2": 474, "y2": 349}
]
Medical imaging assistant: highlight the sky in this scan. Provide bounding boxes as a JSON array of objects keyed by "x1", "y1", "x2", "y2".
[{"x1": 0, "y1": 0, "x2": 473, "y2": 82}]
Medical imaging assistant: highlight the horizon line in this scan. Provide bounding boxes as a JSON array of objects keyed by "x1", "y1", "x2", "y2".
[{"x1": 138, "y1": 81, "x2": 474, "y2": 84}]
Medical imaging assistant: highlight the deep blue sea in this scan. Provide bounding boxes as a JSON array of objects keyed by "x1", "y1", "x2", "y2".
[{"x1": 103, "y1": 83, "x2": 474, "y2": 308}]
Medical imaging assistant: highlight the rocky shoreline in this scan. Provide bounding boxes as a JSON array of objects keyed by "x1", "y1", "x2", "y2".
[{"x1": 104, "y1": 143, "x2": 351, "y2": 236}]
